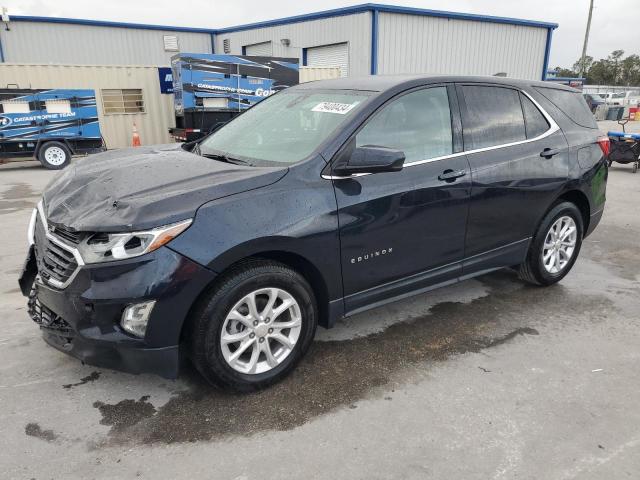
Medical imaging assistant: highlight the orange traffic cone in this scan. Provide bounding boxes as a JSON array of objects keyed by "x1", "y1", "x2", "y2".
[{"x1": 132, "y1": 122, "x2": 141, "y2": 147}]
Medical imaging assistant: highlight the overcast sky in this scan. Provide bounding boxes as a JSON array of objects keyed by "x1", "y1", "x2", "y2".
[{"x1": 3, "y1": 0, "x2": 638, "y2": 68}]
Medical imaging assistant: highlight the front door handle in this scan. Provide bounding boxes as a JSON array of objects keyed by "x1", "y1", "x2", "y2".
[
  {"x1": 540, "y1": 148, "x2": 562, "y2": 159},
  {"x1": 438, "y1": 169, "x2": 467, "y2": 182}
]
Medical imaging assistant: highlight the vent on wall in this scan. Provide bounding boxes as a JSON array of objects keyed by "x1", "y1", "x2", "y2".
[
  {"x1": 163, "y1": 35, "x2": 179, "y2": 52},
  {"x1": 223, "y1": 38, "x2": 231, "y2": 54}
]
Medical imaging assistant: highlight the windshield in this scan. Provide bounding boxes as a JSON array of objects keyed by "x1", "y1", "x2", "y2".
[
  {"x1": 590, "y1": 94, "x2": 605, "y2": 101},
  {"x1": 199, "y1": 90, "x2": 372, "y2": 166}
]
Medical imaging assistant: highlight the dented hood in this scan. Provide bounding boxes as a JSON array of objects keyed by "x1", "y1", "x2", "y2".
[{"x1": 43, "y1": 144, "x2": 287, "y2": 232}]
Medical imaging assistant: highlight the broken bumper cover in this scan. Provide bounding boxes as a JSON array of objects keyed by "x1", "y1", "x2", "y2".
[{"x1": 20, "y1": 246, "x2": 216, "y2": 379}]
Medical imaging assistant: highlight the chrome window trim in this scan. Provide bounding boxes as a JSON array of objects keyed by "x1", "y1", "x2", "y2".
[
  {"x1": 35, "y1": 201, "x2": 84, "y2": 290},
  {"x1": 322, "y1": 89, "x2": 559, "y2": 180}
]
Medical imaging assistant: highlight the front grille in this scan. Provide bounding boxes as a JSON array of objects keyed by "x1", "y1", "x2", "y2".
[
  {"x1": 33, "y1": 215, "x2": 79, "y2": 287},
  {"x1": 27, "y1": 285, "x2": 73, "y2": 336},
  {"x1": 49, "y1": 223, "x2": 82, "y2": 245}
]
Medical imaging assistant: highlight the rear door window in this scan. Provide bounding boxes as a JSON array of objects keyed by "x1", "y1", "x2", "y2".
[
  {"x1": 534, "y1": 87, "x2": 598, "y2": 129},
  {"x1": 356, "y1": 86, "x2": 453, "y2": 163},
  {"x1": 520, "y1": 94, "x2": 550, "y2": 139},
  {"x1": 461, "y1": 86, "x2": 526, "y2": 150}
]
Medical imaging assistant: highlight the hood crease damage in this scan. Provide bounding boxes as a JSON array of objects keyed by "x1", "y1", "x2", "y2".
[{"x1": 43, "y1": 144, "x2": 287, "y2": 232}]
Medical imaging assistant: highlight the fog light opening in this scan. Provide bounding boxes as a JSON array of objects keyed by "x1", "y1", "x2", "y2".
[{"x1": 121, "y1": 300, "x2": 156, "y2": 338}]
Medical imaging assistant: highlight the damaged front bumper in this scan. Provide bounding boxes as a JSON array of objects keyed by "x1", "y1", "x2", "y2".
[{"x1": 19, "y1": 245, "x2": 216, "y2": 379}]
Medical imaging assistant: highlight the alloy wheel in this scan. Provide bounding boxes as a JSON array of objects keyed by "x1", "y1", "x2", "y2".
[
  {"x1": 220, "y1": 287, "x2": 302, "y2": 374},
  {"x1": 542, "y1": 215, "x2": 577, "y2": 274}
]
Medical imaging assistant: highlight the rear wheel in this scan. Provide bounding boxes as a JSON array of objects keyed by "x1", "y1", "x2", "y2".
[
  {"x1": 189, "y1": 260, "x2": 317, "y2": 391},
  {"x1": 518, "y1": 202, "x2": 584, "y2": 286},
  {"x1": 37, "y1": 142, "x2": 71, "y2": 170}
]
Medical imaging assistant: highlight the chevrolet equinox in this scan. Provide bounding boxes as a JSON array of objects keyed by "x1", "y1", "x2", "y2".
[{"x1": 20, "y1": 76, "x2": 609, "y2": 391}]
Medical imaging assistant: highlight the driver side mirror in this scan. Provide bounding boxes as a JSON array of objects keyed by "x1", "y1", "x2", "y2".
[{"x1": 333, "y1": 144, "x2": 405, "y2": 176}]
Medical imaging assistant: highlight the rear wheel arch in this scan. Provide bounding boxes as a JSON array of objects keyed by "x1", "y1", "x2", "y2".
[{"x1": 555, "y1": 190, "x2": 591, "y2": 237}]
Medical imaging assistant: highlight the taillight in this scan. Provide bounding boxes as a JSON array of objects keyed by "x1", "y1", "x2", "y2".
[{"x1": 597, "y1": 136, "x2": 610, "y2": 157}]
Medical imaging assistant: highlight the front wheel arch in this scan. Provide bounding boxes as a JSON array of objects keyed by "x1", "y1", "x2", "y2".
[
  {"x1": 186, "y1": 258, "x2": 318, "y2": 390},
  {"x1": 180, "y1": 251, "x2": 330, "y2": 346}
]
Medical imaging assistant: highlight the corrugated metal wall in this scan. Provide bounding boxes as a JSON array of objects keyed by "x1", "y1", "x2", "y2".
[
  {"x1": 300, "y1": 66, "x2": 342, "y2": 82},
  {"x1": 306, "y1": 43, "x2": 349, "y2": 77},
  {"x1": 215, "y1": 13, "x2": 372, "y2": 76},
  {"x1": 0, "y1": 64, "x2": 174, "y2": 149},
  {"x1": 0, "y1": 22, "x2": 212, "y2": 65},
  {"x1": 377, "y1": 13, "x2": 547, "y2": 80},
  {"x1": 243, "y1": 41, "x2": 273, "y2": 56}
]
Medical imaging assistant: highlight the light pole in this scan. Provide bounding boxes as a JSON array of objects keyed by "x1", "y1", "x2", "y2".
[{"x1": 579, "y1": 0, "x2": 594, "y2": 78}]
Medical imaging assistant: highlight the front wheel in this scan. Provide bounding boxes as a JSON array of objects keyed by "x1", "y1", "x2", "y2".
[
  {"x1": 37, "y1": 142, "x2": 71, "y2": 169},
  {"x1": 189, "y1": 260, "x2": 317, "y2": 391},
  {"x1": 518, "y1": 202, "x2": 584, "y2": 286}
]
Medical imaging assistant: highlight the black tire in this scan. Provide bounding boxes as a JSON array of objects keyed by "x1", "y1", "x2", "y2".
[
  {"x1": 189, "y1": 259, "x2": 317, "y2": 392},
  {"x1": 518, "y1": 201, "x2": 584, "y2": 286},
  {"x1": 37, "y1": 141, "x2": 71, "y2": 170}
]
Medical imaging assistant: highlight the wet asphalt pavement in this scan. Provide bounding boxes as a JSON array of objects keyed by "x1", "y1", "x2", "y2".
[{"x1": 1, "y1": 135, "x2": 639, "y2": 478}]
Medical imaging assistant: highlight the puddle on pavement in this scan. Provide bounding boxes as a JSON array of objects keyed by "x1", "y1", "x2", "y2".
[
  {"x1": 0, "y1": 183, "x2": 40, "y2": 214},
  {"x1": 63, "y1": 371, "x2": 101, "y2": 389},
  {"x1": 91, "y1": 271, "x2": 614, "y2": 446},
  {"x1": 25, "y1": 423, "x2": 58, "y2": 442},
  {"x1": 584, "y1": 227, "x2": 640, "y2": 281},
  {"x1": 94, "y1": 396, "x2": 157, "y2": 433}
]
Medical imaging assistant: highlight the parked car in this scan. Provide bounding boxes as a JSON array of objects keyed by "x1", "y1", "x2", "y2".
[
  {"x1": 583, "y1": 93, "x2": 605, "y2": 113},
  {"x1": 20, "y1": 76, "x2": 609, "y2": 391},
  {"x1": 602, "y1": 92, "x2": 627, "y2": 105}
]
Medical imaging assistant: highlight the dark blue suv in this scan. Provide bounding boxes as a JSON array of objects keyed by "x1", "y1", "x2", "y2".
[{"x1": 20, "y1": 75, "x2": 609, "y2": 391}]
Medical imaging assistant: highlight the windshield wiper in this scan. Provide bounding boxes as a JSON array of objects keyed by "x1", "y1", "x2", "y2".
[{"x1": 201, "y1": 152, "x2": 253, "y2": 166}]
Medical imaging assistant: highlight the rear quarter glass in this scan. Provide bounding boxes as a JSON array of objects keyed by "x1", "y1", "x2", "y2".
[{"x1": 534, "y1": 87, "x2": 598, "y2": 129}]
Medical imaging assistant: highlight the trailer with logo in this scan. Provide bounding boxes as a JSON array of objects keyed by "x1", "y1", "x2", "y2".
[
  {"x1": 0, "y1": 88, "x2": 103, "y2": 169},
  {"x1": 169, "y1": 54, "x2": 299, "y2": 142}
]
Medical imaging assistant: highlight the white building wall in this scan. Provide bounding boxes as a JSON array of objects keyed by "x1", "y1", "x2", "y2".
[
  {"x1": 377, "y1": 13, "x2": 548, "y2": 80},
  {"x1": 0, "y1": 63, "x2": 175, "y2": 149},
  {"x1": 214, "y1": 13, "x2": 372, "y2": 76},
  {"x1": 0, "y1": 22, "x2": 212, "y2": 65}
]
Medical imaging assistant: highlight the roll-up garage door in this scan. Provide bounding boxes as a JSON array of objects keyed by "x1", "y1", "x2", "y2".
[
  {"x1": 243, "y1": 41, "x2": 273, "y2": 56},
  {"x1": 306, "y1": 43, "x2": 348, "y2": 77}
]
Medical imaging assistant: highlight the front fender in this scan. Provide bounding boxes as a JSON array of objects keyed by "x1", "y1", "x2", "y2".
[{"x1": 168, "y1": 169, "x2": 342, "y2": 301}]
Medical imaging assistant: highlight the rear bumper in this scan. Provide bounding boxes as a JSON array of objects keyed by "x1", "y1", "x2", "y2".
[
  {"x1": 585, "y1": 208, "x2": 604, "y2": 238},
  {"x1": 21, "y1": 246, "x2": 216, "y2": 379}
]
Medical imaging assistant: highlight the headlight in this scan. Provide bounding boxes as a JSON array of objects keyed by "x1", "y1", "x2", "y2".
[{"x1": 77, "y1": 219, "x2": 192, "y2": 264}]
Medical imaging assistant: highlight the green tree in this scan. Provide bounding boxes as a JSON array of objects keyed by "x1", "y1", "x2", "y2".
[
  {"x1": 609, "y1": 50, "x2": 625, "y2": 83},
  {"x1": 588, "y1": 59, "x2": 614, "y2": 84},
  {"x1": 557, "y1": 51, "x2": 640, "y2": 86},
  {"x1": 620, "y1": 54, "x2": 640, "y2": 86},
  {"x1": 573, "y1": 55, "x2": 593, "y2": 76},
  {"x1": 553, "y1": 67, "x2": 577, "y2": 77}
]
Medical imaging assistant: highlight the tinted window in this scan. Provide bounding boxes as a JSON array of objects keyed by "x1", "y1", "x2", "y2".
[
  {"x1": 462, "y1": 86, "x2": 526, "y2": 149},
  {"x1": 520, "y1": 94, "x2": 550, "y2": 139},
  {"x1": 356, "y1": 87, "x2": 452, "y2": 162},
  {"x1": 534, "y1": 87, "x2": 598, "y2": 129},
  {"x1": 200, "y1": 91, "x2": 371, "y2": 165}
]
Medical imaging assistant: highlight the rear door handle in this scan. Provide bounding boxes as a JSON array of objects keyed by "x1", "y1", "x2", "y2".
[
  {"x1": 438, "y1": 169, "x2": 467, "y2": 182},
  {"x1": 540, "y1": 148, "x2": 562, "y2": 158}
]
